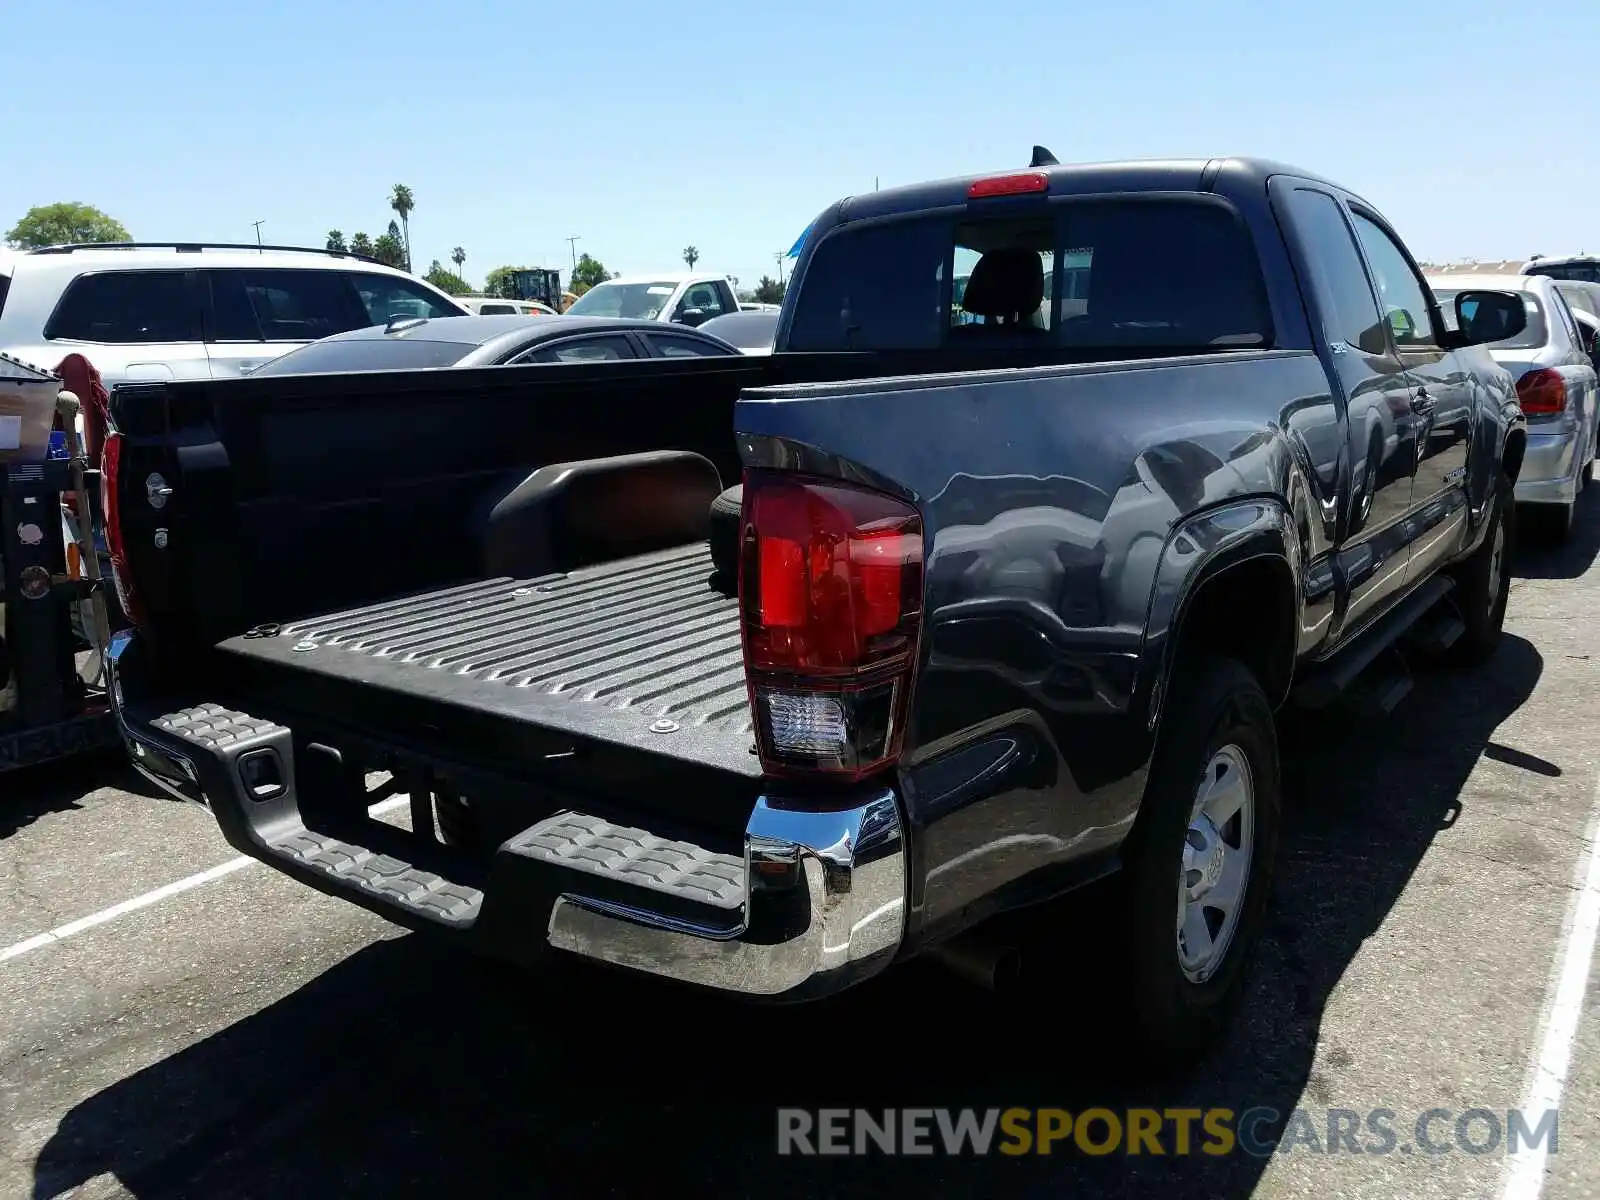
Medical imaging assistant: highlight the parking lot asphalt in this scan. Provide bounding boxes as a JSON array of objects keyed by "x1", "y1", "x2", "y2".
[{"x1": 4, "y1": 494, "x2": 1600, "y2": 1200}]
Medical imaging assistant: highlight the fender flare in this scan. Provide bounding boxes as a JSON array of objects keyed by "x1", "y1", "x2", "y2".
[{"x1": 1140, "y1": 497, "x2": 1302, "y2": 729}]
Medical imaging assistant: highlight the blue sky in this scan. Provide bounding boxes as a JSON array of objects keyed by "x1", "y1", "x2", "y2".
[{"x1": 4, "y1": 0, "x2": 1595, "y2": 291}]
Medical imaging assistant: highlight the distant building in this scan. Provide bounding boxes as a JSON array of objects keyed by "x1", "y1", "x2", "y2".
[{"x1": 1417, "y1": 259, "x2": 1527, "y2": 274}]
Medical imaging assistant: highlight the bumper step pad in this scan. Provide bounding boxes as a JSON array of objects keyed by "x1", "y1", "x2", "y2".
[
  {"x1": 274, "y1": 829, "x2": 484, "y2": 925},
  {"x1": 150, "y1": 703, "x2": 285, "y2": 753},
  {"x1": 508, "y1": 811, "x2": 744, "y2": 912}
]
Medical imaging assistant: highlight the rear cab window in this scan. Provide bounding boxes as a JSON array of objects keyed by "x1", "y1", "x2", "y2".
[
  {"x1": 786, "y1": 198, "x2": 1271, "y2": 352},
  {"x1": 45, "y1": 270, "x2": 203, "y2": 343}
]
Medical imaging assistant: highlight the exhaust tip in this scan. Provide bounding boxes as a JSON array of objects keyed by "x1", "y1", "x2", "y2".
[{"x1": 927, "y1": 935, "x2": 1024, "y2": 994}]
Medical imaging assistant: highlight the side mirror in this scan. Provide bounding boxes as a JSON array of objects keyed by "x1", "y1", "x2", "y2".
[
  {"x1": 1387, "y1": 308, "x2": 1417, "y2": 341},
  {"x1": 1448, "y1": 290, "x2": 1527, "y2": 348},
  {"x1": 675, "y1": 308, "x2": 708, "y2": 327}
]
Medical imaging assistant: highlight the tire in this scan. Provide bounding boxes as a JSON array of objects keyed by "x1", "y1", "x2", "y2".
[
  {"x1": 708, "y1": 484, "x2": 742, "y2": 583},
  {"x1": 1450, "y1": 471, "x2": 1513, "y2": 666},
  {"x1": 1106, "y1": 655, "x2": 1281, "y2": 1065}
]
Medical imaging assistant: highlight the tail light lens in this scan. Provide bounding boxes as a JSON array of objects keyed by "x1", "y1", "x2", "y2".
[
  {"x1": 1517, "y1": 367, "x2": 1567, "y2": 415},
  {"x1": 739, "y1": 470, "x2": 924, "y2": 781},
  {"x1": 99, "y1": 428, "x2": 146, "y2": 627}
]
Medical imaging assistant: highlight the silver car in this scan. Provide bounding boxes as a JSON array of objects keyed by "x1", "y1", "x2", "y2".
[{"x1": 1427, "y1": 272, "x2": 1599, "y2": 537}]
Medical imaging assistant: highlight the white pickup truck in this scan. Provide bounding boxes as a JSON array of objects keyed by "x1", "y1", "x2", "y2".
[{"x1": 562, "y1": 271, "x2": 741, "y2": 328}]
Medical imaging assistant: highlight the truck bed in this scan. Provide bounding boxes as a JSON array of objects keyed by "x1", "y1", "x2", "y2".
[{"x1": 215, "y1": 543, "x2": 758, "y2": 777}]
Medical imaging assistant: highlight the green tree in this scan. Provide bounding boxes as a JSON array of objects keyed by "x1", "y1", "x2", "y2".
[
  {"x1": 349, "y1": 232, "x2": 375, "y2": 258},
  {"x1": 571, "y1": 253, "x2": 610, "y2": 291},
  {"x1": 424, "y1": 260, "x2": 471, "y2": 295},
  {"x1": 483, "y1": 265, "x2": 520, "y2": 299},
  {"x1": 6, "y1": 202, "x2": 130, "y2": 249},
  {"x1": 753, "y1": 275, "x2": 786, "y2": 305},
  {"x1": 682, "y1": 245, "x2": 699, "y2": 269},
  {"x1": 389, "y1": 184, "x2": 414, "y2": 271},
  {"x1": 326, "y1": 230, "x2": 347, "y2": 252},
  {"x1": 372, "y1": 227, "x2": 406, "y2": 269},
  {"x1": 451, "y1": 245, "x2": 466, "y2": 279}
]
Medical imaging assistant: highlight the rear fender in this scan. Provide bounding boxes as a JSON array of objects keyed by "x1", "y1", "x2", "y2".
[{"x1": 1141, "y1": 498, "x2": 1301, "y2": 725}]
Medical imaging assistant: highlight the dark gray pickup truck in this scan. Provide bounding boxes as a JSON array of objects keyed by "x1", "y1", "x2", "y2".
[{"x1": 103, "y1": 155, "x2": 1529, "y2": 1062}]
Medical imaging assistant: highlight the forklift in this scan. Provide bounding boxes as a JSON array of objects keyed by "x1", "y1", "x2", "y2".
[
  {"x1": 501, "y1": 267, "x2": 563, "y2": 311},
  {"x1": 0, "y1": 353, "x2": 120, "y2": 773}
]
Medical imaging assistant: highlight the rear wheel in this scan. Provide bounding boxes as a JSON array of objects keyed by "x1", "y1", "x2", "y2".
[{"x1": 1103, "y1": 655, "x2": 1280, "y2": 1065}]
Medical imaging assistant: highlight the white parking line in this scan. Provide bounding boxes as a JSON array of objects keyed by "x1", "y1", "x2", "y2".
[
  {"x1": 1503, "y1": 773, "x2": 1600, "y2": 1200},
  {"x1": 0, "y1": 795, "x2": 412, "y2": 966}
]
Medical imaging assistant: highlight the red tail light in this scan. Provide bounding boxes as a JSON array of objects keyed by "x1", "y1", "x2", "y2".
[
  {"x1": 1517, "y1": 368, "x2": 1567, "y2": 415},
  {"x1": 967, "y1": 172, "x2": 1049, "y2": 199},
  {"x1": 99, "y1": 428, "x2": 146, "y2": 627},
  {"x1": 739, "y1": 470, "x2": 924, "y2": 781}
]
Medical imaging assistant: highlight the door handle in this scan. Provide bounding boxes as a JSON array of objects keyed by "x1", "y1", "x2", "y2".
[{"x1": 1410, "y1": 389, "x2": 1435, "y2": 415}]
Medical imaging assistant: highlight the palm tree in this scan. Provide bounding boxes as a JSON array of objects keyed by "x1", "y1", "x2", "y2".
[
  {"x1": 389, "y1": 184, "x2": 415, "y2": 271},
  {"x1": 683, "y1": 245, "x2": 699, "y2": 270},
  {"x1": 326, "y1": 230, "x2": 346, "y2": 253},
  {"x1": 451, "y1": 246, "x2": 466, "y2": 280}
]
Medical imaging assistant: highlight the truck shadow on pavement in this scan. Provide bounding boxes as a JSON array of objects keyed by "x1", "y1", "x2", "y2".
[
  {"x1": 1, "y1": 751, "x2": 169, "y2": 842},
  {"x1": 31, "y1": 634, "x2": 1546, "y2": 1200}
]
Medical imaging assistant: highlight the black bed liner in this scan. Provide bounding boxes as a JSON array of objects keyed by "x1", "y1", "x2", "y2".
[{"x1": 216, "y1": 544, "x2": 758, "y2": 776}]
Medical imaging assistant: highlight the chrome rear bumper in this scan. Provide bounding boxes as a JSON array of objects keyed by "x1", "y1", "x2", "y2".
[
  {"x1": 107, "y1": 628, "x2": 907, "y2": 1001},
  {"x1": 547, "y1": 793, "x2": 906, "y2": 999}
]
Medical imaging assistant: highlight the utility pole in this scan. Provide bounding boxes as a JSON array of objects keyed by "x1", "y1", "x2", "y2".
[
  {"x1": 252, "y1": 220, "x2": 265, "y2": 249},
  {"x1": 565, "y1": 236, "x2": 581, "y2": 274},
  {"x1": 775, "y1": 251, "x2": 785, "y2": 286}
]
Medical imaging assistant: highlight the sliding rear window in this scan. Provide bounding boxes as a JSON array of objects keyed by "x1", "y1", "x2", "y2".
[{"x1": 786, "y1": 198, "x2": 1271, "y2": 352}]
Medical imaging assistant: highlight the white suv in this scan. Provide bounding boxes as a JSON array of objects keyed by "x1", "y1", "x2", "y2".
[{"x1": 0, "y1": 241, "x2": 468, "y2": 387}]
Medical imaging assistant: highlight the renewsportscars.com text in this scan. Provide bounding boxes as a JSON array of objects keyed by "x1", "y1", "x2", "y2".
[{"x1": 776, "y1": 1107, "x2": 1559, "y2": 1158}]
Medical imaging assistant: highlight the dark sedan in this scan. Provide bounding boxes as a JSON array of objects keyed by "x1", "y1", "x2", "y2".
[{"x1": 249, "y1": 315, "x2": 743, "y2": 376}]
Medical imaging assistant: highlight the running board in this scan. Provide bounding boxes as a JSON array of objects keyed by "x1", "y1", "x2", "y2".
[{"x1": 1291, "y1": 575, "x2": 1455, "y2": 710}]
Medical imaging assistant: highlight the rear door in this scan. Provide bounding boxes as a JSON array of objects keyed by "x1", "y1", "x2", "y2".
[
  {"x1": 203, "y1": 268, "x2": 369, "y2": 378},
  {"x1": 1346, "y1": 209, "x2": 1475, "y2": 584},
  {"x1": 1272, "y1": 181, "x2": 1421, "y2": 634}
]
